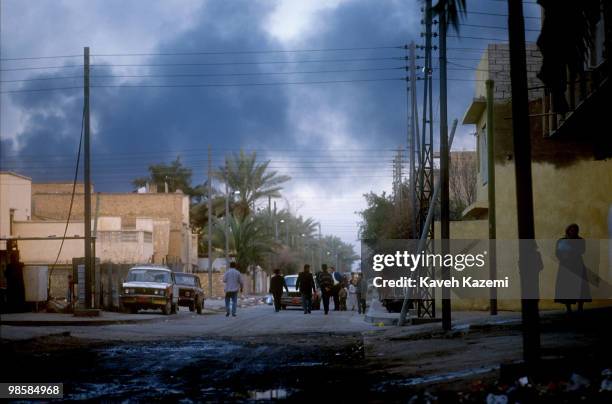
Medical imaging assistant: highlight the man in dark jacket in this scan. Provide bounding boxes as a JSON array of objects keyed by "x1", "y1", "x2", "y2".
[
  {"x1": 330, "y1": 266, "x2": 343, "y2": 311},
  {"x1": 317, "y1": 264, "x2": 334, "y2": 315},
  {"x1": 296, "y1": 264, "x2": 317, "y2": 314},
  {"x1": 269, "y1": 269, "x2": 289, "y2": 312}
]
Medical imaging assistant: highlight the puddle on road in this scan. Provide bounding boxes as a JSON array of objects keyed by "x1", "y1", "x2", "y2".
[
  {"x1": 6, "y1": 338, "x2": 392, "y2": 402},
  {"x1": 376, "y1": 365, "x2": 500, "y2": 390}
]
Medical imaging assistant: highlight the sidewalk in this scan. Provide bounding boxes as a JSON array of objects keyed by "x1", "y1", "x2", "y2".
[
  {"x1": 0, "y1": 294, "x2": 267, "y2": 327},
  {"x1": 0, "y1": 311, "x2": 170, "y2": 326}
]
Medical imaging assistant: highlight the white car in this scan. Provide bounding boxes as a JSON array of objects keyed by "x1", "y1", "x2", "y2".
[{"x1": 120, "y1": 266, "x2": 179, "y2": 315}]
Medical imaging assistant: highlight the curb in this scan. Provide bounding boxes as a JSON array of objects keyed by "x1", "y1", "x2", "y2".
[{"x1": 0, "y1": 316, "x2": 172, "y2": 327}]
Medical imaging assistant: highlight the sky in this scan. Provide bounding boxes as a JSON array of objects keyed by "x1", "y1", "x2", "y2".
[{"x1": 0, "y1": 0, "x2": 542, "y2": 252}]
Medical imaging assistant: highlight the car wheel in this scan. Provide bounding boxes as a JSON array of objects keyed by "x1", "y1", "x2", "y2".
[
  {"x1": 281, "y1": 305, "x2": 287, "y2": 310},
  {"x1": 189, "y1": 303, "x2": 195, "y2": 312},
  {"x1": 196, "y1": 299, "x2": 203, "y2": 315},
  {"x1": 129, "y1": 306, "x2": 139, "y2": 314},
  {"x1": 171, "y1": 302, "x2": 178, "y2": 314},
  {"x1": 162, "y1": 300, "x2": 172, "y2": 315}
]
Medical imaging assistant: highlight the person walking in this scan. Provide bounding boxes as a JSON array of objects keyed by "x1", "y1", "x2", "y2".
[
  {"x1": 555, "y1": 223, "x2": 591, "y2": 313},
  {"x1": 318, "y1": 264, "x2": 334, "y2": 315},
  {"x1": 338, "y1": 285, "x2": 348, "y2": 311},
  {"x1": 348, "y1": 280, "x2": 357, "y2": 311},
  {"x1": 269, "y1": 269, "x2": 289, "y2": 312},
  {"x1": 355, "y1": 274, "x2": 367, "y2": 314},
  {"x1": 223, "y1": 262, "x2": 243, "y2": 317},
  {"x1": 330, "y1": 266, "x2": 342, "y2": 311},
  {"x1": 296, "y1": 264, "x2": 317, "y2": 314}
]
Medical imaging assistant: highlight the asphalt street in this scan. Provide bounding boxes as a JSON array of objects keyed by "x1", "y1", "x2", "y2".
[{"x1": 0, "y1": 304, "x2": 379, "y2": 342}]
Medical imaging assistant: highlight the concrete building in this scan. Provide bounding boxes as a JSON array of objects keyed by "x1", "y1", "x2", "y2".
[
  {"x1": 0, "y1": 172, "x2": 32, "y2": 250},
  {"x1": 30, "y1": 183, "x2": 197, "y2": 271},
  {"x1": 0, "y1": 174, "x2": 197, "y2": 271},
  {"x1": 436, "y1": 43, "x2": 612, "y2": 311}
]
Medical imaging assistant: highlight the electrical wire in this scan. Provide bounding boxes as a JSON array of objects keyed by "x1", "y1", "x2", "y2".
[
  {"x1": 0, "y1": 45, "x2": 403, "y2": 62},
  {"x1": 0, "y1": 67, "x2": 405, "y2": 84},
  {"x1": 0, "y1": 77, "x2": 403, "y2": 94},
  {"x1": 0, "y1": 57, "x2": 403, "y2": 72},
  {"x1": 47, "y1": 105, "x2": 85, "y2": 296}
]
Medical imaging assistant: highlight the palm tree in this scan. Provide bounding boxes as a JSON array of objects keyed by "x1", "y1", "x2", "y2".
[
  {"x1": 215, "y1": 213, "x2": 277, "y2": 273},
  {"x1": 217, "y1": 150, "x2": 290, "y2": 219}
]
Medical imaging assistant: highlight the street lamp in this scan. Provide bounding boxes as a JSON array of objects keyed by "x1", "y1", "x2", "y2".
[{"x1": 279, "y1": 219, "x2": 288, "y2": 245}]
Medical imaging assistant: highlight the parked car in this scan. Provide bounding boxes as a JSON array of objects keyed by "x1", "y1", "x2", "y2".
[
  {"x1": 281, "y1": 274, "x2": 321, "y2": 310},
  {"x1": 120, "y1": 266, "x2": 178, "y2": 315},
  {"x1": 174, "y1": 273, "x2": 205, "y2": 314}
]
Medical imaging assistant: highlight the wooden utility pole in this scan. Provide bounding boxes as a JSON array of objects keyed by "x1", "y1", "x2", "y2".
[
  {"x1": 225, "y1": 164, "x2": 229, "y2": 264},
  {"x1": 507, "y1": 0, "x2": 540, "y2": 363},
  {"x1": 486, "y1": 80, "x2": 498, "y2": 315},
  {"x1": 207, "y1": 146, "x2": 213, "y2": 297},
  {"x1": 438, "y1": 3, "x2": 451, "y2": 332},
  {"x1": 83, "y1": 47, "x2": 93, "y2": 309}
]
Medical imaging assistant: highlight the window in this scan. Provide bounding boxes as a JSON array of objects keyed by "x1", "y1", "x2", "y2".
[
  {"x1": 479, "y1": 126, "x2": 488, "y2": 185},
  {"x1": 175, "y1": 274, "x2": 197, "y2": 286}
]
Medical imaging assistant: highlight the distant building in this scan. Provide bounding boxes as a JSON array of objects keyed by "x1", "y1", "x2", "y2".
[
  {"x1": 196, "y1": 257, "x2": 229, "y2": 273},
  {"x1": 0, "y1": 174, "x2": 198, "y2": 272}
]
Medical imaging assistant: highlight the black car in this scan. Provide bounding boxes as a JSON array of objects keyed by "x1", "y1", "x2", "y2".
[{"x1": 174, "y1": 273, "x2": 205, "y2": 314}]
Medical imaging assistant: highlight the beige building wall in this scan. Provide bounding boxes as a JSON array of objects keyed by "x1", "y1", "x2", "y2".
[
  {"x1": 0, "y1": 172, "x2": 32, "y2": 249},
  {"x1": 12, "y1": 218, "x2": 154, "y2": 265},
  {"x1": 442, "y1": 42, "x2": 612, "y2": 312},
  {"x1": 32, "y1": 191, "x2": 194, "y2": 267}
]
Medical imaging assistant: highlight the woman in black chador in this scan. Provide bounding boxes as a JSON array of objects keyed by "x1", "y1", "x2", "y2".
[{"x1": 555, "y1": 223, "x2": 591, "y2": 313}]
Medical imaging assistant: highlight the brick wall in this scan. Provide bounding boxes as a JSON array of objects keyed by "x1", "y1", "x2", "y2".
[{"x1": 32, "y1": 192, "x2": 189, "y2": 262}]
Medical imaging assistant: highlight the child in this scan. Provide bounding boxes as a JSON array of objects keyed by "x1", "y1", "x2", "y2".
[{"x1": 338, "y1": 286, "x2": 348, "y2": 311}]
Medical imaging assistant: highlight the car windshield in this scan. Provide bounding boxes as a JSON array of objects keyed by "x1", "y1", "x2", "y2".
[
  {"x1": 285, "y1": 276, "x2": 297, "y2": 287},
  {"x1": 175, "y1": 274, "x2": 197, "y2": 286},
  {"x1": 127, "y1": 269, "x2": 172, "y2": 283}
]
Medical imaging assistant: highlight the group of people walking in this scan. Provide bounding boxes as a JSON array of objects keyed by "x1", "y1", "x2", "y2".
[{"x1": 269, "y1": 264, "x2": 367, "y2": 315}]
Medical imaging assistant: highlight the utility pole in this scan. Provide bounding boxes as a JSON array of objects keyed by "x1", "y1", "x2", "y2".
[
  {"x1": 83, "y1": 46, "x2": 93, "y2": 309},
  {"x1": 318, "y1": 223, "x2": 322, "y2": 270},
  {"x1": 225, "y1": 164, "x2": 229, "y2": 264},
  {"x1": 507, "y1": 0, "x2": 540, "y2": 364},
  {"x1": 486, "y1": 79, "x2": 498, "y2": 315},
  {"x1": 409, "y1": 41, "x2": 418, "y2": 235},
  {"x1": 414, "y1": 0, "x2": 436, "y2": 321},
  {"x1": 438, "y1": 0, "x2": 451, "y2": 331},
  {"x1": 207, "y1": 146, "x2": 213, "y2": 297}
]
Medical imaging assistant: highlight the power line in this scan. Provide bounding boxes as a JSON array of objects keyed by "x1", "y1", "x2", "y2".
[
  {"x1": 448, "y1": 35, "x2": 509, "y2": 41},
  {"x1": 461, "y1": 23, "x2": 540, "y2": 32},
  {"x1": 0, "y1": 77, "x2": 403, "y2": 94},
  {"x1": 0, "y1": 67, "x2": 404, "y2": 84},
  {"x1": 0, "y1": 57, "x2": 403, "y2": 72},
  {"x1": 467, "y1": 10, "x2": 540, "y2": 19},
  {"x1": 0, "y1": 45, "x2": 403, "y2": 62}
]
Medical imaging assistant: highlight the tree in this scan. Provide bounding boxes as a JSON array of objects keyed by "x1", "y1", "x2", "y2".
[
  {"x1": 215, "y1": 213, "x2": 277, "y2": 273},
  {"x1": 217, "y1": 150, "x2": 290, "y2": 219},
  {"x1": 449, "y1": 152, "x2": 477, "y2": 219},
  {"x1": 358, "y1": 190, "x2": 415, "y2": 240},
  {"x1": 132, "y1": 156, "x2": 199, "y2": 197},
  {"x1": 320, "y1": 235, "x2": 359, "y2": 272}
]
